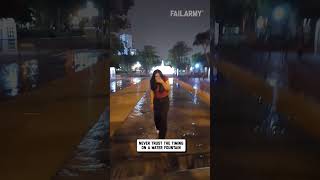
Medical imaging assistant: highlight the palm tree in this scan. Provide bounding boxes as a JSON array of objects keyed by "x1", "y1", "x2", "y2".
[
  {"x1": 139, "y1": 45, "x2": 160, "y2": 74},
  {"x1": 169, "y1": 41, "x2": 192, "y2": 75},
  {"x1": 193, "y1": 30, "x2": 210, "y2": 65}
]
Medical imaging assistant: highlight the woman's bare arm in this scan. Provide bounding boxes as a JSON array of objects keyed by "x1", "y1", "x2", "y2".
[
  {"x1": 150, "y1": 90, "x2": 154, "y2": 109},
  {"x1": 161, "y1": 80, "x2": 171, "y2": 91},
  {"x1": 150, "y1": 90, "x2": 154, "y2": 102}
]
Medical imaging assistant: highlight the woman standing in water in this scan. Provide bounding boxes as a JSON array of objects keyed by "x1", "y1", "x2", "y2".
[{"x1": 150, "y1": 69, "x2": 171, "y2": 139}]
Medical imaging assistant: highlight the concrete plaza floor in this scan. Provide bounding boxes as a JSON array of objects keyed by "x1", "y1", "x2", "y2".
[
  {"x1": 110, "y1": 79, "x2": 210, "y2": 179},
  {"x1": 213, "y1": 66, "x2": 320, "y2": 179},
  {"x1": 0, "y1": 60, "x2": 108, "y2": 180}
]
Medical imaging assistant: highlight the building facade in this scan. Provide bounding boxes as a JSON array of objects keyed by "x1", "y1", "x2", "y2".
[
  {"x1": 0, "y1": 18, "x2": 17, "y2": 53},
  {"x1": 118, "y1": 33, "x2": 137, "y2": 56}
]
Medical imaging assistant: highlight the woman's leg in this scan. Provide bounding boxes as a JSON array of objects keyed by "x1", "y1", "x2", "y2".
[
  {"x1": 154, "y1": 111, "x2": 161, "y2": 130},
  {"x1": 158, "y1": 112, "x2": 167, "y2": 139},
  {"x1": 158, "y1": 99, "x2": 169, "y2": 139},
  {"x1": 154, "y1": 100, "x2": 161, "y2": 130}
]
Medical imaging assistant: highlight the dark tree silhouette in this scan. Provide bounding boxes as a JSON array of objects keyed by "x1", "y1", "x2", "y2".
[
  {"x1": 138, "y1": 45, "x2": 160, "y2": 74},
  {"x1": 169, "y1": 41, "x2": 192, "y2": 73},
  {"x1": 193, "y1": 30, "x2": 210, "y2": 65}
]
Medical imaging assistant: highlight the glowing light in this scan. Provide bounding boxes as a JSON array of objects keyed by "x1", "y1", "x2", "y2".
[
  {"x1": 116, "y1": 80, "x2": 122, "y2": 87},
  {"x1": 168, "y1": 77, "x2": 174, "y2": 85},
  {"x1": 0, "y1": 63, "x2": 19, "y2": 96},
  {"x1": 110, "y1": 67, "x2": 116, "y2": 79},
  {"x1": 195, "y1": 63, "x2": 200, "y2": 69},
  {"x1": 257, "y1": 16, "x2": 264, "y2": 29},
  {"x1": 132, "y1": 77, "x2": 141, "y2": 84},
  {"x1": 110, "y1": 81, "x2": 116, "y2": 92},
  {"x1": 150, "y1": 60, "x2": 175, "y2": 75},
  {"x1": 273, "y1": 6, "x2": 285, "y2": 21},
  {"x1": 132, "y1": 61, "x2": 142, "y2": 71}
]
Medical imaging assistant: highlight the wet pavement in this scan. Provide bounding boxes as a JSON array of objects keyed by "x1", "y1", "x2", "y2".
[
  {"x1": 213, "y1": 77, "x2": 320, "y2": 179},
  {"x1": 111, "y1": 78, "x2": 210, "y2": 179},
  {"x1": 218, "y1": 48, "x2": 320, "y2": 102},
  {"x1": 53, "y1": 111, "x2": 109, "y2": 180},
  {"x1": 52, "y1": 77, "x2": 144, "y2": 179},
  {"x1": 178, "y1": 78, "x2": 210, "y2": 94},
  {"x1": 0, "y1": 49, "x2": 104, "y2": 101},
  {"x1": 110, "y1": 77, "x2": 143, "y2": 93},
  {"x1": 110, "y1": 79, "x2": 150, "y2": 137},
  {"x1": 0, "y1": 59, "x2": 108, "y2": 180}
]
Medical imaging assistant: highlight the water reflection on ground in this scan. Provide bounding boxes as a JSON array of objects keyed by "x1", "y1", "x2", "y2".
[
  {"x1": 110, "y1": 77, "x2": 143, "y2": 93},
  {"x1": 0, "y1": 63, "x2": 19, "y2": 97},
  {"x1": 54, "y1": 111, "x2": 108, "y2": 178},
  {"x1": 214, "y1": 76, "x2": 320, "y2": 178},
  {"x1": 53, "y1": 76, "x2": 145, "y2": 178},
  {"x1": 220, "y1": 49, "x2": 320, "y2": 101},
  {"x1": 217, "y1": 50, "x2": 320, "y2": 138},
  {"x1": 0, "y1": 59, "x2": 41, "y2": 97},
  {"x1": 0, "y1": 50, "x2": 104, "y2": 100},
  {"x1": 178, "y1": 77, "x2": 210, "y2": 93}
]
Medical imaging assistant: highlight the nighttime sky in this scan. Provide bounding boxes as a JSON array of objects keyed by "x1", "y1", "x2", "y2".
[{"x1": 126, "y1": 0, "x2": 210, "y2": 60}]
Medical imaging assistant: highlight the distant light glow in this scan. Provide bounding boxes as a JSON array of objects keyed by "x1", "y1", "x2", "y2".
[
  {"x1": 257, "y1": 16, "x2": 264, "y2": 29},
  {"x1": 22, "y1": 59, "x2": 39, "y2": 88},
  {"x1": 132, "y1": 61, "x2": 142, "y2": 71},
  {"x1": 195, "y1": 63, "x2": 200, "y2": 69},
  {"x1": 169, "y1": 77, "x2": 174, "y2": 85},
  {"x1": 0, "y1": 63, "x2": 19, "y2": 96},
  {"x1": 116, "y1": 80, "x2": 122, "y2": 87},
  {"x1": 150, "y1": 60, "x2": 175, "y2": 75},
  {"x1": 110, "y1": 67, "x2": 116, "y2": 79},
  {"x1": 273, "y1": 6, "x2": 285, "y2": 21},
  {"x1": 110, "y1": 81, "x2": 116, "y2": 92},
  {"x1": 132, "y1": 77, "x2": 141, "y2": 84}
]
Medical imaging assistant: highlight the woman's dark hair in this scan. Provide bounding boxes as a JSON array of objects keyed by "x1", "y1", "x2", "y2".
[{"x1": 150, "y1": 69, "x2": 165, "y2": 92}]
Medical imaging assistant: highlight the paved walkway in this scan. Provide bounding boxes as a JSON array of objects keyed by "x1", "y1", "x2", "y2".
[
  {"x1": 53, "y1": 77, "x2": 147, "y2": 180},
  {"x1": 0, "y1": 60, "x2": 108, "y2": 180},
  {"x1": 214, "y1": 65, "x2": 320, "y2": 179},
  {"x1": 110, "y1": 79, "x2": 210, "y2": 179},
  {"x1": 110, "y1": 79, "x2": 150, "y2": 136},
  {"x1": 216, "y1": 61, "x2": 320, "y2": 139},
  {"x1": 52, "y1": 111, "x2": 109, "y2": 180},
  {"x1": 178, "y1": 78, "x2": 210, "y2": 94},
  {"x1": 218, "y1": 48, "x2": 320, "y2": 102}
]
